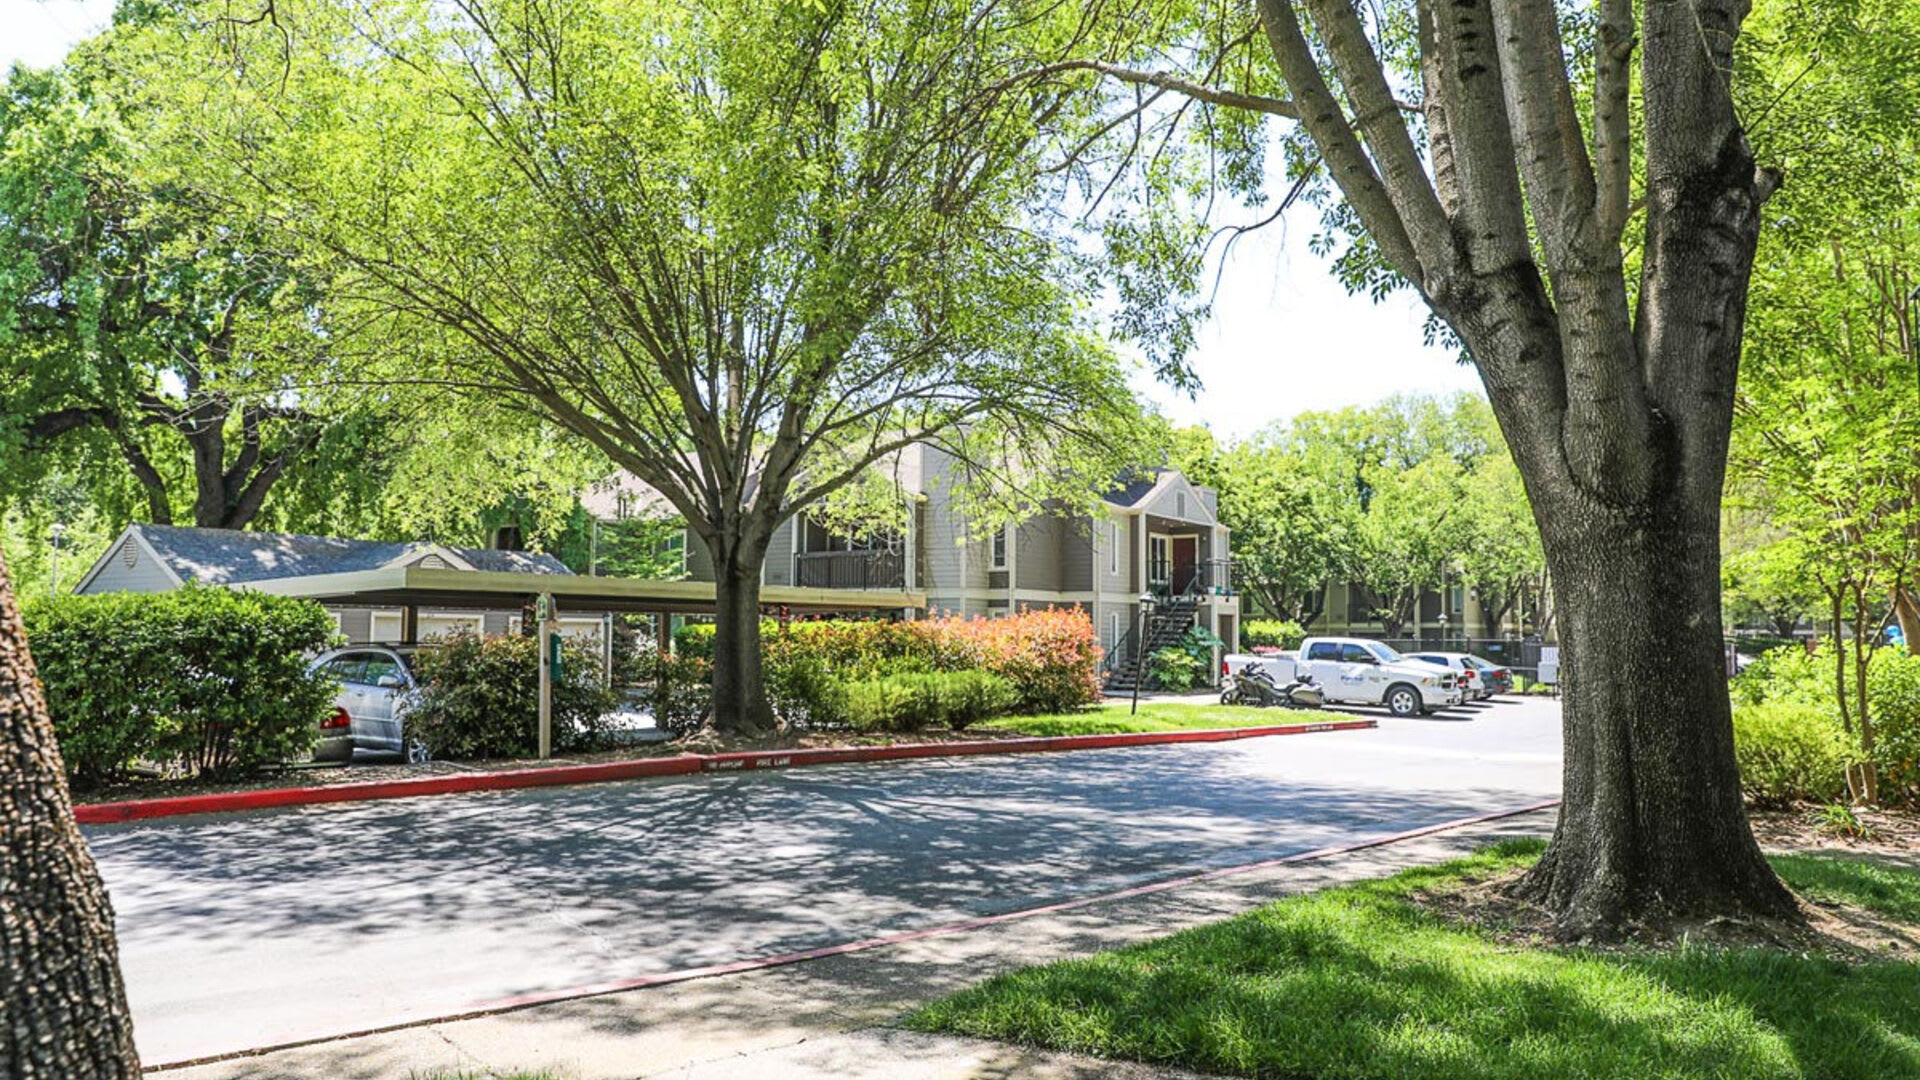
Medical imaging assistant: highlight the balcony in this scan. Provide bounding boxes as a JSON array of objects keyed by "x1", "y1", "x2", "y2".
[
  {"x1": 1151, "y1": 558, "x2": 1234, "y2": 598},
  {"x1": 794, "y1": 549, "x2": 906, "y2": 590}
]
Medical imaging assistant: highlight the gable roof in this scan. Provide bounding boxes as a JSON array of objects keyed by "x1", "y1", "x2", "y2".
[
  {"x1": 91, "y1": 524, "x2": 572, "y2": 588},
  {"x1": 1103, "y1": 468, "x2": 1170, "y2": 508}
]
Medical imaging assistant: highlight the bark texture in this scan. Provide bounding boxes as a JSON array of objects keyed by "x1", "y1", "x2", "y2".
[
  {"x1": 704, "y1": 529, "x2": 779, "y2": 737},
  {"x1": 0, "y1": 553, "x2": 142, "y2": 1077},
  {"x1": 1246, "y1": 0, "x2": 1798, "y2": 934}
]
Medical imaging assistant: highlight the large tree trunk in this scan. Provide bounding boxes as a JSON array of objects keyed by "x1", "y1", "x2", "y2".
[
  {"x1": 1893, "y1": 586, "x2": 1920, "y2": 649},
  {"x1": 1511, "y1": 493, "x2": 1797, "y2": 938},
  {"x1": 0, "y1": 553, "x2": 143, "y2": 1076},
  {"x1": 706, "y1": 531, "x2": 777, "y2": 737}
]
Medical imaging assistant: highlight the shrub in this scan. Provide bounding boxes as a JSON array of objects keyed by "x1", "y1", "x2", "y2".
[
  {"x1": 843, "y1": 675, "x2": 918, "y2": 732},
  {"x1": 1731, "y1": 701, "x2": 1855, "y2": 809},
  {"x1": 625, "y1": 645, "x2": 715, "y2": 735},
  {"x1": 836, "y1": 670, "x2": 1018, "y2": 732},
  {"x1": 405, "y1": 631, "x2": 617, "y2": 759},
  {"x1": 942, "y1": 671, "x2": 1019, "y2": 730},
  {"x1": 1242, "y1": 619, "x2": 1306, "y2": 651},
  {"x1": 1865, "y1": 648, "x2": 1920, "y2": 805},
  {"x1": 942, "y1": 608, "x2": 1103, "y2": 714},
  {"x1": 24, "y1": 586, "x2": 337, "y2": 785},
  {"x1": 662, "y1": 609, "x2": 1099, "y2": 725},
  {"x1": 1148, "y1": 646, "x2": 1198, "y2": 691},
  {"x1": 1731, "y1": 642, "x2": 1920, "y2": 805}
]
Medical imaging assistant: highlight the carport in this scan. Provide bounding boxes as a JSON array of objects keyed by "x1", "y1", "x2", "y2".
[{"x1": 246, "y1": 564, "x2": 924, "y2": 756}]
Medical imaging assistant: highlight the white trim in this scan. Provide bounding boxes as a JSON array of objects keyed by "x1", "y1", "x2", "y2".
[
  {"x1": 1148, "y1": 532, "x2": 1173, "y2": 587},
  {"x1": 417, "y1": 612, "x2": 485, "y2": 639},
  {"x1": 74, "y1": 526, "x2": 186, "y2": 594},
  {"x1": 989, "y1": 525, "x2": 1009, "y2": 570},
  {"x1": 385, "y1": 543, "x2": 477, "y2": 572}
]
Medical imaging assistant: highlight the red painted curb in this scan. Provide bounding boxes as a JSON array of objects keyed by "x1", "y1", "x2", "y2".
[
  {"x1": 142, "y1": 795, "x2": 1559, "y2": 1072},
  {"x1": 77, "y1": 718, "x2": 1377, "y2": 826}
]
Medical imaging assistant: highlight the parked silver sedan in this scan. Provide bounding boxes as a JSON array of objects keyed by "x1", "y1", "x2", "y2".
[{"x1": 308, "y1": 646, "x2": 417, "y2": 761}]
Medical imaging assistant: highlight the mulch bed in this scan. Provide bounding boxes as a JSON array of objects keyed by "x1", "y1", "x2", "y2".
[
  {"x1": 1409, "y1": 815, "x2": 1920, "y2": 961},
  {"x1": 1748, "y1": 805, "x2": 1920, "y2": 866}
]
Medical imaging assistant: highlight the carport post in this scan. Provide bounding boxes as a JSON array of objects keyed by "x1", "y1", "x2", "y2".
[{"x1": 537, "y1": 592, "x2": 555, "y2": 759}]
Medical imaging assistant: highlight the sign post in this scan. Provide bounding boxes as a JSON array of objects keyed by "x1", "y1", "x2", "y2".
[{"x1": 537, "y1": 592, "x2": 556, "y2": 759}]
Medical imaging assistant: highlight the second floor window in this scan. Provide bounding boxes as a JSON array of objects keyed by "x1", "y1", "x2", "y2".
[
  {"x1": 991, "y1": 526, "x2": 1008, "y2": 570},
  {"x1": 1109, "y1": 521, "x2": 1119, "y2": 574}
]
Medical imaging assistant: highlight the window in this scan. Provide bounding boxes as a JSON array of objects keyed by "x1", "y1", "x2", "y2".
[
  {"x1": 1108, "y1": 521, "x2": 1119, "y2": 574},
  {"x1": 1340, "y1": 643, "x2": 1377, "y2": 664},
  {"x1": 1449, "y1": 584, "x2": 1466, "y2": 612},
  {"x1": 664, "y1": 529, "x2": 688, "y2": 575},
  {"x1": 320, "y1": 655, "x2": 367, "y2": 684},
  {"x1": 1306, "y1": 641, "x2": 1341, "y2": 661},
  {"x1": 370, "y1": 610, "x2": 405, "y2": 642},
  {"x1": 1109, "y1": 612, "x2": 1120, "y2": 645},
  {"x1": 1176, "y1": 492, "x2": 1187, "y2": 518},
  {"x1": 990, "y1": 526, "x2": 1008, "y2": 569},
  {"x1": 359, "y1": 654, "x2": 404, "y2": 687}
]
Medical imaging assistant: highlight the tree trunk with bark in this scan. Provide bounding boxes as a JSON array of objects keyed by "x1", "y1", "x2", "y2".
[
  {"x1": 704, "y1": 527, "x2": 778, "y2": 737},
  {"x1": 1511, "y1": 491, "x2": 1796, "y2": 935},
  {"x1": 0, "y1": 553, "x2": 143, "y2": 1077},
  {"x1": 1227, "y1": 0, "x2": 1801, "y2": 936}
]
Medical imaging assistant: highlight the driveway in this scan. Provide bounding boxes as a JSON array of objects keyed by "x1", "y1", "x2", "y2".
[{"x1": 87, "y1": 697, "x2": 1563, "y2": 1066}]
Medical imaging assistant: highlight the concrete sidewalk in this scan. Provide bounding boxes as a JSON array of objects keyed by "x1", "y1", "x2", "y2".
[{"x1": 158, "y1": 808, "x2": 1557, "y2": 1080}]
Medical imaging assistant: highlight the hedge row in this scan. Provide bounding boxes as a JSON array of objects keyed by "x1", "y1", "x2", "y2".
[
  {"x1": 1730, "y1": 644, "x2": 1920, "y2": 806},
  {"x1": 676, "y1": 608, "x2": 1102, "y2": 723},
  {"x1": 1241, "y1": 619, "x2": 1306, "y2": 651},
  {"x1": 23, "y1": 586, "x2": 338, "y2": 786}
]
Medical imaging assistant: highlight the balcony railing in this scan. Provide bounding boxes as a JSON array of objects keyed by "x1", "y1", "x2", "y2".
[
  {"x1": 1152, "y1": 558, "x2": 1234, "y2": 597},
  {"x1": 794, "y1": 549, "x2": 906, "y2": 590}
]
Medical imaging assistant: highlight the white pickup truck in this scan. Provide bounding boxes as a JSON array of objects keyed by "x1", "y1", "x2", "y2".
[{"x1": 1289, "y1": 637, "x2": 1460, "y2": 716}]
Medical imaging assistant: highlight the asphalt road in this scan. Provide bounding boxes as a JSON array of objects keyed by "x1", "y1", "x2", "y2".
[{"x1": 86, "y1": 696, "x2": 1563, "y2": 1066}]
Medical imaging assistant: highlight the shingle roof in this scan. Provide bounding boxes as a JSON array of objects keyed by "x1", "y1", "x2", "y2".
[
  {"x1": 1103, "y1": 468, "x2": 1169, "y2": 508},
  {"x1": 130, "y1": 524, "x2": 572, "y2": 585}
]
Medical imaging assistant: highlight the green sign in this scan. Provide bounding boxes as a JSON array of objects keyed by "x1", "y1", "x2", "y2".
[{"x1": 548, "y1": 630, "x2": 563, "y2": 679}]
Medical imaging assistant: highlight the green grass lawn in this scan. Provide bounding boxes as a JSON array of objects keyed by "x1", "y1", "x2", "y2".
[
  {"x1": 909, "y1": 840, "x2": 1920, "y2": 1080},
  {"x1": 982, "y1": 701, "x2": 1359, "y2": 737}
]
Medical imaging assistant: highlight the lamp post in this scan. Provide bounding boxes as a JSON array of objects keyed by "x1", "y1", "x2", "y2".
[
  {"x1": 1132, "y1": 591, "x2": 1156, "y2": 716},
  {"x1": 48, "y1": 522, "x2": 65, "y2": 597},
  {"x1": 1437, "y1": 612, "x2": 1449, "y2": 649}
]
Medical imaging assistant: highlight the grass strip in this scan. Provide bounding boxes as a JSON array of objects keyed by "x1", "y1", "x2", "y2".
[{"x1": 910, "y1": 839, "x2": 1920, "y2": 1080}]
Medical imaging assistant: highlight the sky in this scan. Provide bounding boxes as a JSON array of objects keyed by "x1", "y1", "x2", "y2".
[{"x1": 1, "y1": 0, "x2": 1488, "y2": 442}]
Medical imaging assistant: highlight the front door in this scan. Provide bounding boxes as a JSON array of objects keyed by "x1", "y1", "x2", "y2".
[{"x1": 1171, "y1": 536, "x2": 1199, "y2": 593}]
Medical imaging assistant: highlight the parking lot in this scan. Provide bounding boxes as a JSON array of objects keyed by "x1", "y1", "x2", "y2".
[{"x1": 87, "y1": 695, "x2": 1562, "y2": 1065}]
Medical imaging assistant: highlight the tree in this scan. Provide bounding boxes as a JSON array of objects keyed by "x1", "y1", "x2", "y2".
[
  {"x1": 134, "y1": 0, "x2": 1153, "y2": 734},
  {"x1": 1171, "y1": 425, "x2": 1356, "y2": 625},
  {"x1": 0, "y1": 60, "x2": 340, "y2": 530},
  {"x1": 1725, "y1": 0, "x2": 1920, "y2": 805},
  {"x1": 0, "y1": 548, "x2": 142, "y2": 1077},
  {"x1": 1051, "y1": 0, "x2": 1834, "y2": 932}
]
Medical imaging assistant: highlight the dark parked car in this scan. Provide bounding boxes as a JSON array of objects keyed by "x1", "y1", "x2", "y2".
[{"x1": 308, "y1": 645, "x2": 419, "y2": 761}]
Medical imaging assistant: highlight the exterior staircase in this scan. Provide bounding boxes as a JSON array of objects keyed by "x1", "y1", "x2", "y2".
[{"x1": 1102, "y1": 594, "x2": 1201, "y2": 694}]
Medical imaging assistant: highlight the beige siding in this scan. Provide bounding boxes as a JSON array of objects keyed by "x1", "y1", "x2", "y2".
[
  {"x1": 684, "y1": 531, "x2": 716, "y2": 582},
  {"x1": 1059, "y1": 516, "x2": 1094, "y2": 593},
  {"x1": 78, "y1": 535, "x2": 178, "y2": 594},
  {"x1": 1013, "y1": 517, "x2": 1065, "y2": 592},
  {"x1": 766, "y1": 517, "x2": 795, "y2": 586},
  {"x1": 921, "y1": 449, "x2": 968, "y2": 595},
  {"x1": 1094, "y1": 513, "x2": 1129, "y2": 596}
]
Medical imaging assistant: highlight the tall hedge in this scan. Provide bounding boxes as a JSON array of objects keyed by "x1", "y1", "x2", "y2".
[
  {"x1": 23, "y1": 586, "x2": 339, "y2": 786},
  {"x1": 674, "y1": 608, "x2": 1101, "y2": 718}
]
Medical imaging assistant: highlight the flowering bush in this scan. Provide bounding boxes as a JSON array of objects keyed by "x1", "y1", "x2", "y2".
[{"x1": 671, "y1": 608, "x2": 1102, "y2": 720}]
